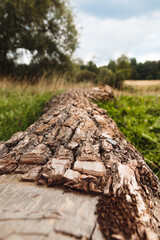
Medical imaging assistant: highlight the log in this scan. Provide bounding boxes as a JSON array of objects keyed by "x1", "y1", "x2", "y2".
[{"x1": 0, "y1": 85, "x2": 160, "y2": 240}]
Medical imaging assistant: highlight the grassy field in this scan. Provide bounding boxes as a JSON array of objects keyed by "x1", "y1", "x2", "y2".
[
  {"x1": 0, "y1": 76, "x2": 94, "y2": 141},
  {"x1": 0, "y1": 78, "x2": 159, "y2": 178},
  {"x1": 0, "y1": 88, "x2": 53, "y2": 141},
  {"x1": 122, "y1": 80, "x2": 160, "y2": 95},
  {"x1": 98, "y1": 95, "x2": 160, "y2": 178},
  {"x1": 125, "y1": 80, "x2": 160, "y2": 87}
]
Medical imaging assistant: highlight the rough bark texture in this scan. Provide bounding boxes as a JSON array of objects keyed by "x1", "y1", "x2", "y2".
[{"x1": 0, "y1": 85, "x2": 160, "y2": 240}]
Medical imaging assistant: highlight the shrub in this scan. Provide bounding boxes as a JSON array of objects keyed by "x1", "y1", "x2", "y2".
[
  {"x1": 96, "y1": 67, "x2": 115, "y2": 87},
  {"x1": 76, "y1": 70, "x2": 97, "y2": 82},
  {"x1": 115, "y1": 68, "x2": 131, "y2": 89}
]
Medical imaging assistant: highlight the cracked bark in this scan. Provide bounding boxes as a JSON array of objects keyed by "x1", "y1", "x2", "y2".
[{"x1": 0, "y1": 85, "x2": 160, "y2": 240}]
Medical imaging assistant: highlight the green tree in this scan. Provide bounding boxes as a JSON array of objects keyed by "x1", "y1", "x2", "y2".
[
  {"x1": 115, "y1": 70, "x2": 125, "y2": 89},
  {"x1": 0, "y1": 0, "x2": 78, "y2": 75},
  {"x1": 108, "y1": 60, "x2": 116, "y2": 72},
  {"x1": 130, "y1": 58, "x2": 140, "y2": 79},
  {"x1": 116, "y1": 55, "x2": 131, "y2": 80},
  {"x1": 96, "y1": 67, "x2": 115, "y2": 87},
  {"x1": 145, "y1": 61, "x2": 157, "y2": 79},
  {"x1": 80, "y1": 61, "x2": 99, "y2": 74},
  {"x1": 76, "y1": 70, "x2": 97, "y2": 83},
  {"x1": 116, "y1": 54, "x2": 130, "y2": 70},
  {"x1": 136, "y1": 63, "x2": 146, "y2": 80},
  {"x1": 130, "y1": 58, "x2": 137, "y2": 67}
]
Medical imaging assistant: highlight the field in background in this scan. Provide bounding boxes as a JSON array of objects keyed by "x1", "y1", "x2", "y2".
[
  {"x1": 0, "y1": 77, "x2": 159, "y2": 178},
  {"x1": 125, "y1": 80, "x2": 160, "y2": 87},
  {"x1": 122, "y1": 80, "x2": 160, "y2": 95}
]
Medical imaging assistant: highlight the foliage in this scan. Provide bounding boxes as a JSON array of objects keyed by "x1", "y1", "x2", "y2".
[
  {"x1": 107, "y1": 60, "x2": 116, "y2": 72},
  {"x1": 76, "y1": 70, "x2": 97, "y2": 83},
  {"x1": 94, "y1": 56, "x2": 132, "y2": 89},
  {"x1": 56, "y1": 53, "x2": 160, "y2": 88},
  {"x1": 97, "y1": 96, "x2": 160, "y2": 179},
  {"x1": 129, "y1": 59, "x2": 160, "y2": 80},
  {"x1": 116, "y1": 55, "x2": 130, "y2": 70},
  {"x1": 74, "y1": 54, "x2": 160, "y2": 89},
  {"x1": 0, "y1": 88, "x2": 53, "y2": 140},
  {"x1": 80, "y1": 61, "x2": 99, "y2": 74},
  {"x1": 96, "y1": 67, "x2": 115, "y2": 86},
  {"x1": 0, "y1": 0, "x2": 78, "y2": 76},
  {"x1": 115, "y1": 69, "x2": 131, "y2": 89},
  {"x1": 76, "y1": 58, "x2": 126, "y2": 89},
  {"x1": 108, "y1": 55, "x2": 160, "y2": 80}
]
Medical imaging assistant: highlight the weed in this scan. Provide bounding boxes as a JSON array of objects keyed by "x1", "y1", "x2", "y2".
[{"x1": 98, "y1": 95, "x2": 160, "y2": 179}]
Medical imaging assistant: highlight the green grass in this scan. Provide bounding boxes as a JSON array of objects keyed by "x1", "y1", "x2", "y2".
[
  {"x1": 0, "y1": 88, "x2": 53, "y2": 141},
  {"x1": 97, "y1": 96, "x2": 160, "y2": 179}
]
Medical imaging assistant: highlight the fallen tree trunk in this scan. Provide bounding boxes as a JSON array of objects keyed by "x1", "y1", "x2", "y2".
[{"x1": 0, "y1": 86, "x2": 160, "y2": 240}]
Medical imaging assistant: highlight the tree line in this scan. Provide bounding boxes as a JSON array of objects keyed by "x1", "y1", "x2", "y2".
[
  {"x1": 108, "y1": 55, "x2": 160, "y2": 80},
  {"x1": 74, "y1": 55, "x2": 160, "y2": 89}
]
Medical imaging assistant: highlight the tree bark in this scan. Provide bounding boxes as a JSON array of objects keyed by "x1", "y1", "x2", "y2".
[{"x1": 0, "y1": 86, "x2": 160, "y2": 240}]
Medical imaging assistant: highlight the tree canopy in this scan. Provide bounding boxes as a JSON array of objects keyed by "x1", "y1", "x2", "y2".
[{"x1": 0, "y1": 0, "x2": 78, "y2": 75}]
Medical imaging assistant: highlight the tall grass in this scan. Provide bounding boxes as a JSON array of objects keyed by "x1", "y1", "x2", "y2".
[
  {"x1": 98, "y1": 96, "x2": 160, "y2": 179},
  {"x1": 0, "y1": 88, "x2": 53, "y2": 141},
  {"x1": 0, "y1": 75, "x2": 95, "y2": 94},
  {"x1": 0, "y1": 75, "x2": 95, "y2": 141}
]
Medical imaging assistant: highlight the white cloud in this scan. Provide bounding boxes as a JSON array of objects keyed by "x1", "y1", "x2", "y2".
[
  {"x1": 73, "y1": 11, "x2": 160, "y2": 65},
  {"x1": 137, "y1": 52, "x2": 160, "y2": 63}
]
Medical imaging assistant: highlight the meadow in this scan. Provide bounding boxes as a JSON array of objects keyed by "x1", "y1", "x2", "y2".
[
  {"x1": 0, "y1": 78, "x2": 159, "y2": 178},
  {"x1": 98, "y1": 95, "x2": 160, "y2": 179},
  {"x1": 0, "y1": 76, "x2": 94, "y2": 141},
  {"x1": 0, "y1": 87, "x2": 53, "y2": 141}
]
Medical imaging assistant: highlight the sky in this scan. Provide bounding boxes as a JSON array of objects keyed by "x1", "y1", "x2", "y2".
[{"x1": 70, "y1": 0, "x2": 160, "y2": 66}]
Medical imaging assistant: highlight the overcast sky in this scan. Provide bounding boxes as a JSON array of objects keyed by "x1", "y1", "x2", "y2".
[{"x1": 70, "y1": 0, "x2": 160, "y2": 66}]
